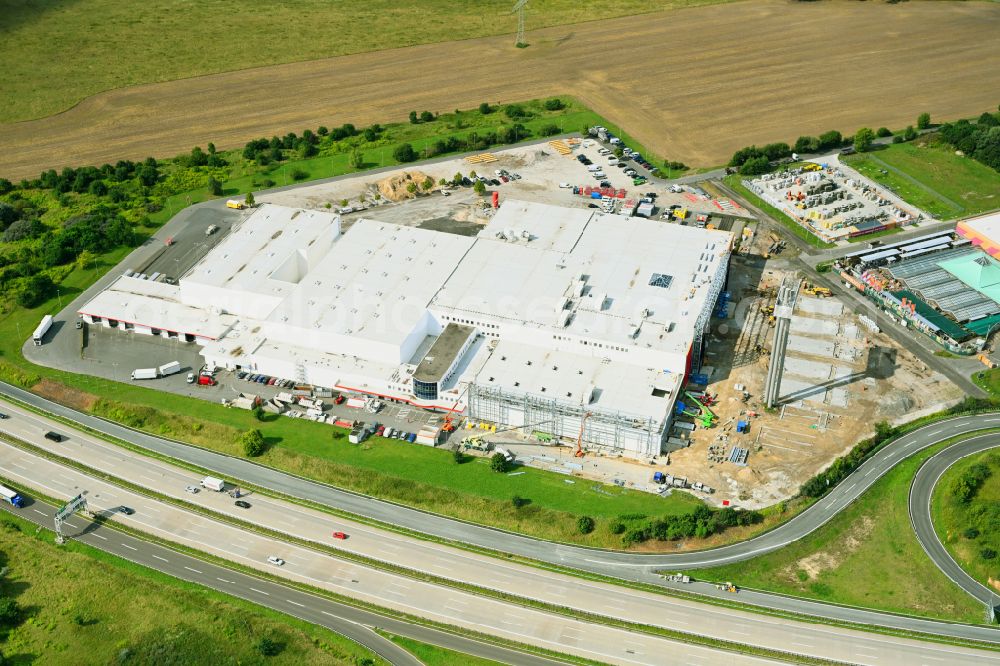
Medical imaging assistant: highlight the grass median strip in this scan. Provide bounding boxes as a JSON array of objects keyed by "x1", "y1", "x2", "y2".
[{"x1": 0, "y1": 435, "x2": 850, "y2": 666}]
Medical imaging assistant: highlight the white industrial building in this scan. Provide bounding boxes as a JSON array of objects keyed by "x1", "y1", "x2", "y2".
[{"x1": 80, "y1": 201, "x2": 731, "y2": 458}]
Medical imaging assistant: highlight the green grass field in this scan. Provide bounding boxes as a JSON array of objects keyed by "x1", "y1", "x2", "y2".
[
  {"x1": 971, "y1": 368, "x2": 1000, "y2": 398},
  {"x1": 382, "y1": 633, "x2": 504, "y2": 666},
  {"x1": 0, "y1": 0, "x2": 725, "y2": 123},
  {"x1": 931, "y1": 448, "x2": 1000, "y2": 589},
  {"x1": 0, "y1": 512, "x2": 384, "y2": 665},
  {"x1": 842, "y1": 136, "x2": 1000, "y2": 220},
  {"x1": 694, "y1": 439, "x2": 985, "y2": 623}
]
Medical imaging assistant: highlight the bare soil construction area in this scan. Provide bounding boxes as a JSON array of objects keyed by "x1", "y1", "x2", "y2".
[{"x1": 2, "y1": 1, "x2": 1000, "y2": 179}]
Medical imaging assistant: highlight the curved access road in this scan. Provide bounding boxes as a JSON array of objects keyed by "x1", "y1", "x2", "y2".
[
  {"x1": 910, "y1": 433, "x2": 1000, "y2": 612},
  {"x1": 4, "y1": 381, "x2": 1000, "y2": 643}
]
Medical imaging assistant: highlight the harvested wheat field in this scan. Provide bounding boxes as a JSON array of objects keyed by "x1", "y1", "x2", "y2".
[{"x1": 2, "y1": 0, "x2": 999, "y2": 179}]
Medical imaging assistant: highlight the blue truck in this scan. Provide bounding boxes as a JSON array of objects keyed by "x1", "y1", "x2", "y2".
[{"x1": 0, "y1": 485, "x2": 25, "y2": 508}]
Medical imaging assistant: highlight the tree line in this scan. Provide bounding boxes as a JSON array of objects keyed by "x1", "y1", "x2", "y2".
[{"x1": 937, "y1": 107, "x2": 1000, "y2": 173}]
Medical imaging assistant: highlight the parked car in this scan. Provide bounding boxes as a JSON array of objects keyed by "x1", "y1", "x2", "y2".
[
  {"x1": 334, "y1": 394, "x2": 346, "y2": 405},
  {"x1": 559, "y1": 182, "x2": 571, "y2": 188},
  {"x1": 500, "y1": 175, "x2": 509, "y2": 183},
  {"x1": 267, "y1": 556, "x2": 285, "y2": 566},
  {"x1": 237, "y1": 371, "x2": 247, "y2": 380},
  {"x1": 186, "y1": 373, "x2": 196, "y2": 384},
  {"x1": 75, "y1": 319, "x2": 83, "y2": 329},
  {"x1": 235, "y1": 500, "x2": 251, "y2": 509},
  {"x1": 588, "y1": 203, "x2": 600, "y2": 208},
  {"x1": 117, "y1": 506, "x2": 135, "y2": 515},
  {"x1": 375, "y1": 425, "x2": 385, "y2": 436},
  {"x1": 332, "y1": 531, "x2": 348, "y2": 540}
]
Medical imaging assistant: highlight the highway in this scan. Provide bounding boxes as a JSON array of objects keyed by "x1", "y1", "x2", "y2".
[
  {"x1": 0, "y1": 436, "x2": 786, "y2": 666},
  {"x1": 3, "y1": 381, "x2": 999, "y2": 642},
  {"x1": 1, "y1": 399, "x2": 999, "y2": 665},
  {"x1": 910, "y1": 434, "x2": 1000, "y2": 611},
  {"x1": 0, "y1": 505, "x2": 566, "y2": 666}
]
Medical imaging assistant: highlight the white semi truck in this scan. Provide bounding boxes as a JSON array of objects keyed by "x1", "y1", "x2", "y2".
[
  {"x1": 158, "y1": 361, "x2": 182, "y2": 376},
  {"x1": 131, "y1": 368, "x2": 159, "y2": 380},
  {"x1": 32, "y1": 315, "x2": 53, "y2": 345}
]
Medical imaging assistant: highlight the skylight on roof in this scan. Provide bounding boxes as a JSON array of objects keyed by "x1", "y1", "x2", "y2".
[{"x1": 648, "y1": 273, "x2": 673, "y2": 289}]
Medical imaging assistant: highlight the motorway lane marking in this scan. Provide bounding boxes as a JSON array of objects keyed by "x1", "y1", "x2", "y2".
[
  {"x1": 855, "y1": 654, "x2": 878, "y2": 660},
  {"x1": 152, "y1": 555, "x2": 168, "y2": 562},
  {"x1": 249, "y1": 587, "x2": 270, "y2": 596},
  {"x1": 217, "y1": 578, "x2": 233, "y2": 584},
  {"x1": 92, "y1": 534, "x2": 107, "y2": 540},
  {"x1": 287, "y1": 600, "x2": 305, "y2": 607},
  {"x1": 184, "y1": 566, "x2": 203, "y2": 574},
  {"x1": 120, "y1": 543, "x2": 137, "y2": 551},
  {"x1": 32, "y1": 509, "x2": 46, "y2": 516},
  {"x1": 791, "y1": 642, "x2": 812, "y2": 648}
]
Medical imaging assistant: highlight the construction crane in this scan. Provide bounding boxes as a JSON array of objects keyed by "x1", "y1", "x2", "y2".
[{"x1": 575, "y1": 412, "x2": 592, "y2": 458}]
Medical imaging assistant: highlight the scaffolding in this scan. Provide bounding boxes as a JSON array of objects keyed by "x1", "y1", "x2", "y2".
[{"x1": 467, "y1": 383, "x2": 663, "y2": 457}]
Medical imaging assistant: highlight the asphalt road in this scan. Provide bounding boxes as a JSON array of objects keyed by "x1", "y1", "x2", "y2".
[
  {"x1": 910, "y1": 434, "x2": 1000, "y2": 613},
  {"x1": 0, "y1": 438, "x2": 789, "y2": 666},
  {"x1": 0, "y1": 502, "x2": 571, "y2": 666},
  {"x1": 4, "y1": 379, "x2": 1000, "y2": 643}
]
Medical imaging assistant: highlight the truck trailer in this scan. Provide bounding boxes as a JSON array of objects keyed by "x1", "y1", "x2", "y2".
[
  {"x1": 158, "y1": 361, "x2": 182, "y2": 376},
  {"x1": 32, "y1": 315, "x2": 53, "y2": 345},
  {"x1": 0, "y1": 485, "x2": 24, "y2": 508},
  {"x1": 131, "y1": 367, "x2": 159, "y2": 380},
  {"x1": 201, "y1": 476, "x2": 225, "y2": 492}
]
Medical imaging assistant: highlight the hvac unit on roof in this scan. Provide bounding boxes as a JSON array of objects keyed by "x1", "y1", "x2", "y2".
[
  {"x1": 560, "y1": 310, "x2": 573, "y2": 327},
  {"x1": 505, "y1": 228, "x2": 516, "y2": 242},
  {"x1": 574, "y1": 280, "x2": 586, "y2": 298},
  {"x1": 521, "y1": 230, "x2": 532, "y2": 241}
]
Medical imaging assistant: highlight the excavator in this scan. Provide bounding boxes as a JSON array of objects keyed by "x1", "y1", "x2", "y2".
[{"x1": 802, "y1": 282, "x2": 832, "y2": 298}]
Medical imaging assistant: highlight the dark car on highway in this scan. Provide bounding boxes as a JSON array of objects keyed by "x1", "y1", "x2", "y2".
[
  {"x1": 235, "y1": 500, "x2": 251, "y2": 509},
  {"x1": 117, "y1": 506, "x2": 135, "y2": 515}
]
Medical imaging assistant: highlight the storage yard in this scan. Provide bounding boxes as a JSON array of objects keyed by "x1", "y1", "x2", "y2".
[{"x1": 743, "y1": 155, "x2": 932, "y2": 244}]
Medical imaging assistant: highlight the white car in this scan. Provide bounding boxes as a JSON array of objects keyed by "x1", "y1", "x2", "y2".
[
  {"x1": 267, "y1": 556, "x2": 285, "y2": 566},
  {"x1": 559, "y1": 182, "x2": 571, "y2": 188},
  {"x1": 185, "y1": 485, "x2": 200, "y2": 494}
]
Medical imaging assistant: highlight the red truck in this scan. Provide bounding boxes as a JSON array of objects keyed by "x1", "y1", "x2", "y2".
[{"x1": 197, "y1": 375, "x2": 216, "y2": 386}]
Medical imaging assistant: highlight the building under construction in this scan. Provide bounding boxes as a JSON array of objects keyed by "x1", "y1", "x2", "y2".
[{"x1": 79, "y1": 200, "x2": 732, "y2": 460}]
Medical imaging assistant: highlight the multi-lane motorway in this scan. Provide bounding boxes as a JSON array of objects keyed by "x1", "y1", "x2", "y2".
[
  {"x1": 3, "y1": 381, "x2": 1000, "y2": 639},
  {"x1": 2, "y1": 394, "x2": 1000, "y2": 664}
]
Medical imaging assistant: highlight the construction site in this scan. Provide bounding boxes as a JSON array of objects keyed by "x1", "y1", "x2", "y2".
[{"x1": 480, "y1": 224, "x2": 962, "y2": 509}]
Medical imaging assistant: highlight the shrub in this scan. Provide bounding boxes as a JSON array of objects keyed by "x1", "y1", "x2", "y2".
[
  {"x1": 479, "y1": 102, "x2": 493, "y2": 115},
  {"x1": 540, "y1": 124, "x2": 561, "y2": 137},
  {"x1": 543, "y1": 98, "x2": 564, "y2": 111},
  {"x1": 512, "y1": 495, "x2": 529, "y2": 508},
  {"x1": 409, "y1": 111, "x2": 418, "y2": 124},
  {"x1": 876, "y1": 127, "x2": 893, "y2": 138},
  {"x1": 490, "y1": 452, "x2": 510, "y2": 473},
  {"x1": 255, "y1": 636, "x2": 282, "y2": 656},
  {"x1": 290, "y1": 169, "x2": 308, "y2": 181},
  {"x1": 240, "y1": 428, "x2": 266, "y2": 457},
  {"x1": 504, "y1": 104, "x2": 527, "y2": 120},
  {"x1": 393, "y1": 143, "x2": 417, "y2": 163},
  {"x1": 981, "y1": 548, "x2": 997, "y2": 561},
  {"x1": 609, "y1": 521, "x2": 626, "y2": 535},
  {"x1": 964, "y1": 527, "x2": 980, "y2": 539},
  {"x1": 739, "y1": 155, "x2": 770, "y2": 176},
  {"x1": 577, "y1": 516, "x2": 595, "y2": 534},
  {"x1": 903, "y1": 125, "x2": 918, "y2": 141},
  {"x1": 420, "y1": 110, "x2": 434, "y2": 123},
  {"x1": 207, "y1": 175, "x2": 223, "y2": 196},
  {"x1": 917, "y1": 112, "x2": 931, "y2": 130},
  {"x1": 892, "y1": 135, "x2": 904, "y2": 144},
  {"x1": 0, "y1": 597, "x2": 21, "y2": 627}
]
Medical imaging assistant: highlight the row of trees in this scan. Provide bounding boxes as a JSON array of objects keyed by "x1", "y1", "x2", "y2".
[
  {"x1": 619, "y1": 504, "x2": 763, "y2": 546},
  {"x1": 937, "y1": 107, "x2": 1000, "y2": 173}
]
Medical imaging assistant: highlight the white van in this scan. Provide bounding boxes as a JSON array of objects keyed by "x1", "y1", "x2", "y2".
[{"x1": 587, "y1": 165, "x2": 601, "y2": 172}]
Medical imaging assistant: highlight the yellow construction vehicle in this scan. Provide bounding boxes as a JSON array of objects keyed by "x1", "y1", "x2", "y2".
[
  {"x1": 977, "y1": 354, "x2": 996, "y2": 369},
  {"x1": 718, "y1": 581, "x2": 739, "y2": 593},
  {"x1": 803, "y1": 283, "x2": 833, "y2": 298}
]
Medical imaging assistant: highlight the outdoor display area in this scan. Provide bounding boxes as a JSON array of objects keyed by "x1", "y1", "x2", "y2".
[{"x1": 743, "y1": 157, "x2": 929, "y2": 244}]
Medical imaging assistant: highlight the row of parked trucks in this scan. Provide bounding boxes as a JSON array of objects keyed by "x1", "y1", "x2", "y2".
[{"x1": 131, "y1": 361, "x2": 182, "y2": 381}]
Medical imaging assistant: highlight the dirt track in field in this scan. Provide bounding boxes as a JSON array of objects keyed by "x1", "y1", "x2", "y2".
[{"x1": 2, "y1": 0, "x2": 1000, "y2": 179}]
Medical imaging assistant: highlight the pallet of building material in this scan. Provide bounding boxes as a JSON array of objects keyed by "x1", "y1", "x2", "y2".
[
  {"x1": 728, "y1": 447, "x2": 749, "y2": 466},
  {"x1": 547, "y1": 140, "x2": 571, "y2": 155},
  {"x1": 465, "y1": 153, "x2": 498, "y2": 164}
]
